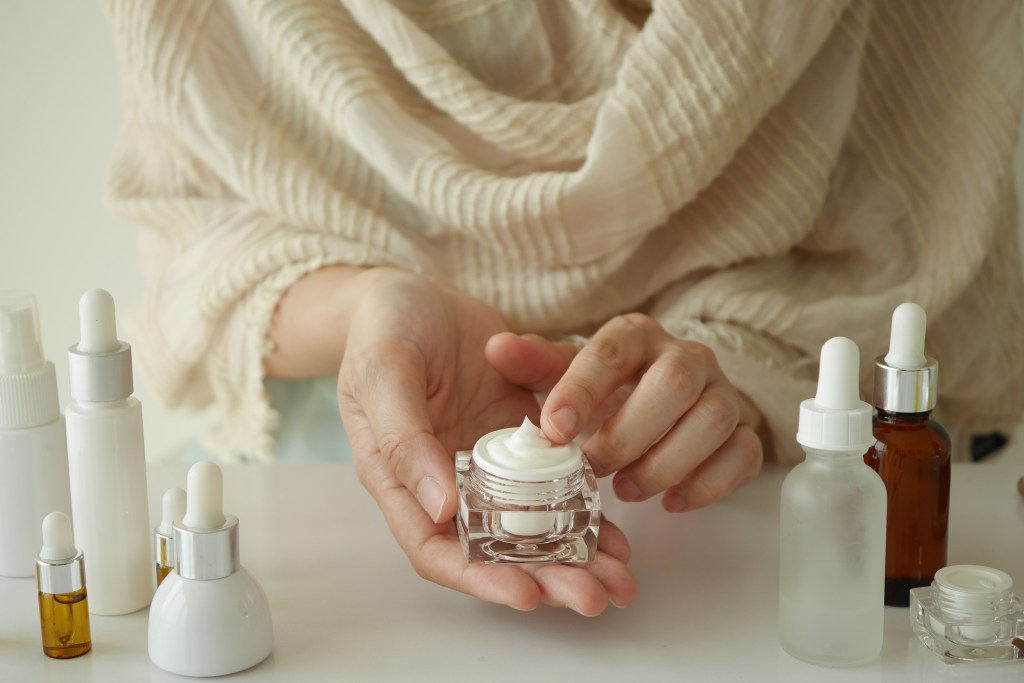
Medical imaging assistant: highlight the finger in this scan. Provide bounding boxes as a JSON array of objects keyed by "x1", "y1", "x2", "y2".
[
  {"x1": 582, "y1": 346, "x2": 708, "y2": 477},
  {"x1": 484, "y1": 332, "x2": 580, "y2": 393},
  {"x1": 340, "y1": 337, "x2": 456, "y2": 523},
  {"x1": 585, "y1": 552, "x2": 639, "y2": 609},
  {"x1": 353, "y1": 437, "x2": 543, "y2": 610},
  {"x1": 612, "y1": 381, "x2": 741, "y2": 501},
  {"x1": 661, "y1": 426, "x2": 763, "y2": 512},
  {"x1": 541, "y1": 315, "x2": 658, "y2": 443},
  {"x1": 596, "y1": 517, "x2": 631, "y2": 564},
  {"x1": 523, "y1": 563, "x2": 609, "y2": 616}
]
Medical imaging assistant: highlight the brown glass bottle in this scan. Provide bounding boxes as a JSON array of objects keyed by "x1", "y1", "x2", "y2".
[
  {"x1": 865, "y1": 409, "x2": 950, "y2": 607},
  {"x1": 38, "y1": 587, "x2": 92, "y2": 658}
]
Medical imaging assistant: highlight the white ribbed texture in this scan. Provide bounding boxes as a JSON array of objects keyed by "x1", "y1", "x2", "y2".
[
  {"x1": 101, "y1": 0, "x2": 1024, "y2": 463},
  {"x1": 0, "y1": 363, "x2": 59, "y2": 429}
]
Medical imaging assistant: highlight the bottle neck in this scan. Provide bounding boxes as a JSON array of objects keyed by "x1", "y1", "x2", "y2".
[
  {"x1": 803, "y1": 447, "x2": 869, "y2": 464},
  {"x1": 876, "y1": 408, "x2": 931, "y2": 425}
]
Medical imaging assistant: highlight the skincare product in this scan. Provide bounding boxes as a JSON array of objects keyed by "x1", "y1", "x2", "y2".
[
  {"x1": 866, "y1": 302, "x2": 950, "y2": 607},
  {"x1": 779, "y1": 337, "x2": 887, "y2": 667},
  {"x1": 0, "y1": 291, "x2": 72, "y2": 577},
  {"x1": 36, "y1": 511, "x2": 91, "y2": 659},
  {"x1": 155, "y1": 487, "x2": 186, "y2": 586},
  {"x1": 149, "y1": 461, "x2": 273, "y2": 677},
  {"x1": 456, "y1": 417, "x2": 600, "y2": 564},
  {"x1": 910, "y1": 565, "x2": 1024, "y2": 663},
  {"x1": 66, "y1": 288, "x2": 153, "y2": 614}
]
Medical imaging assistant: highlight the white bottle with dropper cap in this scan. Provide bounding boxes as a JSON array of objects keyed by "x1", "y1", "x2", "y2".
[
  {"x1": 149, "y1": 461, "x2": 274, "y2": 677},
  {"x1": 0, "y1": 291, "x2": 72, "y2": 577},
  {"x1": 66, "y1": 289, "x2": 153, "y2": 614},
  {"x1": 778, "y1": 337, "x2": 887, "y2": 666}
]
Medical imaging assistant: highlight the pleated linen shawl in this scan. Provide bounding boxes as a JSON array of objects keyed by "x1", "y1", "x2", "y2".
[{"x1": 103, "y1": 0, "x2": 1024, "y2": 463}]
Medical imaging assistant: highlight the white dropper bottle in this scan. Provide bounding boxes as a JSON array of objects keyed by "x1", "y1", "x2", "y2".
[
  {"x1": 778, "y1": 337, "x2": 887, "y2": 666},
  {"x1": 65, "y1": 289, "x2": 153, "y2": 614},
  {"x1": 0, "y1": 291, "x2": 72, "y2": 577},
  {"x1": 149, "y1": 461, "x2": 274, "y2": 677}
]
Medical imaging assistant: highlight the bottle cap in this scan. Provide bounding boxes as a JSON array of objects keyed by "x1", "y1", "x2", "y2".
[
  {"x1": 155, "y1": 488, "x2": 186, "y2": 568},
  {"x1": 36, "y1": 512, "x2": 85, "y2": 594},
  {"x1": 0, "y1": 291, "x2": 60, "y2": 428},
  {"x1": 173, "y1": 462, "x2": 239, "y2": 581},
  {"x1": 874, "y1": 302, "x2": 938, "y2": 413},
  {"x1": 797, "y1": 337, "x2": 873, "y2": 452},
  {"x1": 67, "y1": 289, "x2": 134, "y2": 403}
]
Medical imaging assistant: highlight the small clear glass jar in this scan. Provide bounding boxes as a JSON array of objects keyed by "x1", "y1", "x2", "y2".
[
  {"x1": 909, "y1": 565, "x2": 1024, "y2": 663},
  {"x1": 455, "y1": 424, "x2": 600, "y2": 564}
]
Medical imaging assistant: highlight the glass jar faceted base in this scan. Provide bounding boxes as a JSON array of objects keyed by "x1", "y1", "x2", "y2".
[
  {"x1": 909, "y1": 565, "x2": 1024, "y2": 664},
  {"x1": 455, "y1": 450, "x2": 600, "y2": 564}
]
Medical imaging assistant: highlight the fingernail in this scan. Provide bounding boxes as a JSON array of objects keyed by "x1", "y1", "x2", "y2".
[
  {"x1": 416, "y1": 477, "x2": 447, "y2": 523},
  {"x1": 616, "y1": 478, "x2": 642, "y2": 502},
  {"x1": 548, "y1": 406, "x2": 577, "y2": 440},
  {"x1": 664, "y1": 490, "x2": 687, "y2": 513},
  {"x1": 568, "y1": 603, "x2": 587, "y2": 616}
]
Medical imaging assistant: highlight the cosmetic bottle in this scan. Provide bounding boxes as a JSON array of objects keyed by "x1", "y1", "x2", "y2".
[
  {"x1": 66, "y1": 289, "x2": 153, "y2": 614},
  {"x1": 149, "y1": 461, "x2": 273, "y2": 677},
  {"x1": 36, "y1": 511, "x2": 91, "y2": 659},
  {"x1": 455, "y1": 417, "x2": 600, "y2": 564},
  {"x1": 779, "y1": 337, "x2": 887, "y2": 667},
  {"x1": 0, "y1": 291, "x2": 72, "y2": 578},
  {"x1": 865, "y1": 302, "x2": 950, "y2": 607},
  {"x1": 910, "y1": 565, "x2": 1024, "y2": 663},
  {"x1": 155, "y1": 487, "x2": 186, "y2": 587}
]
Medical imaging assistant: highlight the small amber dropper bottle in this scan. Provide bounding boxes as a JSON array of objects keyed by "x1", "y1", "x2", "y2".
[
  {"x1": 154, "y1": 487, "x2": 185, "y2": 586},
  {"x1": 36, "y1": 511, "x2": 91, "y2": 658},
  {"x1": 865, "y1": 303, "x2": 950, "y2": 607}
]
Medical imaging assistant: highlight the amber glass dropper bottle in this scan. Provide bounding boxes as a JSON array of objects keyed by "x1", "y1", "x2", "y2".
[{"x1": 865, "y1": 302, "x2": 950, "y2": 607}]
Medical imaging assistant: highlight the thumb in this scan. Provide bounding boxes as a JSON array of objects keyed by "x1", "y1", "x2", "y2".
[
  {"x1": 485, "y1": 332, "x2": 580, "y2": 393},
  {"x1": 339, "y1": 339, "x2": 456, "y2": 523}
]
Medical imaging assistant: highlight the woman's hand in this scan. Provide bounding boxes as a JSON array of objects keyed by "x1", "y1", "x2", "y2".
[
  {"x1": 487, "y1": 314, "x2": 764, "y2": 513},
  {"x1": 335, "y1": 269, "x2": 636, "y2": 614}
]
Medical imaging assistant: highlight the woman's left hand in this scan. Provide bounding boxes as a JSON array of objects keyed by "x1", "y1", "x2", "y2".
[{"x1": 486, "y1": 314, "x2": 764, "y2": 512}]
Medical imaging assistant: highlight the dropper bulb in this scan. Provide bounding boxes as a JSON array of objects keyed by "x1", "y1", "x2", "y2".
[
  {"x1": 78, "y1": 289, "x2": 119, "y2": 354},
  {"x1": 815, "y1": 337, "x2": 861, "y2": 410},
  {"x1": 182, "y1": 461, "x2": 227, "y2": 530},
  {"x1": 39, "y1": 511, "x2": 77, "y2": 562},
  {"x1": 159, "y1": 487, "x2": 186, "y2": 535},
  {"x1": 884, "y1": 302, "x2": 927, "y2": 370}
]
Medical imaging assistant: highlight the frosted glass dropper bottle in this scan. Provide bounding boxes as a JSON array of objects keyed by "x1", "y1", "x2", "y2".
[
  {"x1": 66, "y1": 289, "x2": 153, "y2": 614},
  {"x1": 779, "y1": 336, "x2": 887, "y2": 666}
]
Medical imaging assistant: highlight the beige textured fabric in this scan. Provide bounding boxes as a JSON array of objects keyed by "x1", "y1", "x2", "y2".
[{"x1": 103, "y1": 0, "x2": 1024, "y2": 463}]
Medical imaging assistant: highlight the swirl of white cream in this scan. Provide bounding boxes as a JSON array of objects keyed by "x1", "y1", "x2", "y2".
[{"x1": 474, "y1": 417, "x2": 581, "y2": 479}]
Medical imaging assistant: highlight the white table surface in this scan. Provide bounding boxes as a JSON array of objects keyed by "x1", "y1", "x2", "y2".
[{"x1": 2, "y1": 454, "x2": 1023, "y2": 682}]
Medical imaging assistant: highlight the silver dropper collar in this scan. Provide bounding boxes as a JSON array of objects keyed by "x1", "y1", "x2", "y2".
[
  {"x1": 37, "y1": 550, "x2": 86, "y2": 595},
  {"x1": 173, "y1": 516, "x2": 240, "y2": 581},
  {"x1": 873, "y1": 355, "x2": 938, "y2": 413}
]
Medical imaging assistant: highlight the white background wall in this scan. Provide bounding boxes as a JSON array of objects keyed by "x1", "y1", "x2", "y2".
[{"x1": 1, "y1": 1, "x2": 1023, "y2": 462}]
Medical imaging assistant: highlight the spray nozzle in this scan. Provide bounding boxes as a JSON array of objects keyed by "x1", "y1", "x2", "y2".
[
  {"x1": 77, "y1": 289, "x2": 120, "y2": 354},
  {"x1": 884, "y1": 302, "x2": 927, "y2": 370},
  {"x1": 0, "y1": 291, "x2": 45, "y2": 375},
  {"x1": 39, "y1": 512, "x2": 78, "y2": 562},
  {"x1": 158, "y1": 488, "x2": 187, "y2": 536},
  {"x1": 182, "y1": 461, "x2": 227, "y2": 530}
]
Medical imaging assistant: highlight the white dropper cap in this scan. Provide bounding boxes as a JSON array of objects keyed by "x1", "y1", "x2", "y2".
[
  {"x1": 68, "y1": 288, "x2": 134, "y2": 403},
  {"x1": 39, "y1": 511, "x2": 78, "y2": 562},
  {"x1": 0, "y1": 291, "x2": 60, "y2": 429},
  {"x1": 797, "y1": 337, "x2": 873, "y2": 452},
  {"x1": 884, "y1": 303, "x2": 927, "y2": 369},
  {"x1": 158, "y1": 488, "x2": 186, "y2": 537},
  {"x1": 873, "y1": 302, "x2": 938, "y2": 413},
  {"x1": 182, "y1": 461, "x2": 227, "y2": 530}
]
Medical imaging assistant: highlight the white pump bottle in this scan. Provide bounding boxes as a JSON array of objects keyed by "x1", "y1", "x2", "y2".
[
  {"x1": 778, "y1": 337, "x2": 887, "y2": 666},
  {"x1": 66, "y1": 289, "x2": 153, "y2": 614}
]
